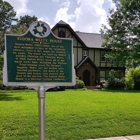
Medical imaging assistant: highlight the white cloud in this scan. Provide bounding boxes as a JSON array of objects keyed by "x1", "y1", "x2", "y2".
[
  {"x1": 55, "y1": 7, "x2": 69, "y2": 23},
  {"x1": 54, "y1": 0, "x2": 76, "y2": 29},
  {"x1": 52, "y1": 0, "x2": 60, "y2": 2},
  {"x1": 54, "y1": 0, "x2": 75, "y2": 24},
  {"x1": 73, "y1": 0, "x2": 109, "y2": 33},
  {"x1": 107, "y1": 0, "x2": 116, "y2": 9},
  {"x1": 38, "y1": 16, "x2": 54, "y2": 28},
  {"x1": 38, "y1": 16, "x2": 50, "y2": 23},
  {"x1": 4, "y1": 0, "x2": 31, "y2": 16},
  {"x1": 54, "y1": 7, "x2": 75, "y2": 29},
  {"x1": 54, "y1": 0, "x2": 115, "y2": 33},
  {"x1": 60, "y1": 0, "x2": 70, "y2": 8}
]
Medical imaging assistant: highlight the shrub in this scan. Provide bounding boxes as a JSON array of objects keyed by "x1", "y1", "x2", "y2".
[
  {"x1": 66, "y1": 77, "x2": 85, "y2": 89},
  {"x1": 125, "y1": 68, "x2": 135, "y2": 89},
  {"x1": 0, "y1": 69, "x2": 28, "y2": 90},
  {"x1": 125, "y1": 67, "x2": 140, "y2": 90},
  {"x1": 48, "y1": 77, "x2": 85, "y2": 91},
  {"x1": 73, "y1": 77, "x2": 85, "y2": 89},
  {"x1": 0, "y1": 55, "x2": 4, "y2": 70},
  {"x1": 47, "y1": 86, "x2": 65, "y2": 91},
  {"x1": 95, "y1": 80, "x2": 106, "y2": 89},
  {"x1": 105, "y1": 70, "x2": 125, "y2": 89},
  {"x1": 95, "y1": 84, "x2": 102, "y2": 89},
  {"x1": 0, "y1": 70, "x2": 3, "y2": 88},
  {"x1": 133, "y1": 68, "x2": 140, "y2": 89}
]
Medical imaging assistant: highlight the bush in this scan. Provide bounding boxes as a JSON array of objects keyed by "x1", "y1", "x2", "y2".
[
  {"x1": 95, "y1": 80, "x2": 106, "y2": 89},
  {"x1": 125, "y1": 67, "x2": 140, "y2": 90},
  {"x1": 66, "y1": 77, "x2": 85, "y2": 89},
  {"x1": 0, "y1": 69, "x2": 28, "y2": 90},
  {"x1": 0, "y1": 55, "x2": 3, "y2": 88},
  {"x1": 95, "y1": 84, "x2": 102, "y2": 89},
  {"x1": 125, "y1": 68, "x2": 135, "y2": 89},
  {"x1": 73, "y1": 77, "x2": 85, "y2": 89},
  {"x1": 47, "y1": 86, "x2": 65, "y2": 91},
  {"x1": 47, "y1": 77, "x2": 85, "y2": 91},
  {"x1": 105, "y1": 70, "x2": 125, "y2": 89},
  {"x1": 0, "y1": 70, "x2": 3, "y2": 88},
  {"x1": 0, "y1": 55, "x2": 3, "y2": 70}
]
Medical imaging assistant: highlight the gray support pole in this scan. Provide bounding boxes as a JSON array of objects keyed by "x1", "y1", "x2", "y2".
[{"x1": 38, "y1": 86, "x2": 46, "y2": 140}]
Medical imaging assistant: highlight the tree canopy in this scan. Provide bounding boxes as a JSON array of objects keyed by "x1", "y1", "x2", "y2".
[
  {"x1": 100, "y1": 0, "x2": 140, "y2": 68},
  {"x1": 19, "y1": 15, "x2": 38, "y2": 28},
  {"x1": 0, "y1": 0, "x2": 38, "y2": 54},
  {"x1": 0, "y1": 0, "x2": 16, "y2": 53},
  {"x1": 8, "y1": 23, "x2": 27, "y2": 35},
  {"x1": 9, "y1": 15, "x2": 38, "y2": 35}
]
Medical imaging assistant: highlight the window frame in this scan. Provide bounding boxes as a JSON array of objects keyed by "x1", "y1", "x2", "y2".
[
  {"x1": 100, "y1": 50, "x2": 106, "y2": 62},
  {"x1": 58, "y1": 30, "x2": 65, "y2": 38},
  {"x1": 100, "y1": 70, "x2": 110, "y2": 81},
  {"x1": 83, "y1": 49, "x2": 89, "y2": 57},
  {"x1": 100, "y1": 71, "x2": 105, "y2": 81}
]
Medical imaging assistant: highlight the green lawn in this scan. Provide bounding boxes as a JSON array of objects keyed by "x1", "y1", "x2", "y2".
[{"x1": 0, "y1": 89, "x2": 140, "y2": 140}]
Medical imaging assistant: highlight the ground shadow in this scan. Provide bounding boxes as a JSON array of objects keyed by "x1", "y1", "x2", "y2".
[{"x1": 0, "y1": 92, "x2": 24, "y2": 101}]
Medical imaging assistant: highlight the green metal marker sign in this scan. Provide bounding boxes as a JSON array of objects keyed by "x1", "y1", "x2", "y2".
[{"x1": 3, "y1": 21, "x2": 75, "y2": 88}]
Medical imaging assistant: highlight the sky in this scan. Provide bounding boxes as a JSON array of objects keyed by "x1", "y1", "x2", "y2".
[{"x1": 4, "y1": 0, "x2": 115, "y2": 33}]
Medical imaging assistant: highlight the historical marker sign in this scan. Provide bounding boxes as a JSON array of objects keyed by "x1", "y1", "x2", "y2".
[{"x1": 3, "y1": 21, "x2": 75, "y2": 88}]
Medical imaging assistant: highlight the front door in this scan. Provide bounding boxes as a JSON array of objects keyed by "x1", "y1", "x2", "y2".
[{"x1": 83, "y1": 70, "x2": 90, "y2": 86}]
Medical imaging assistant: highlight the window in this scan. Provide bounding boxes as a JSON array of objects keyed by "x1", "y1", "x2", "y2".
[
  {"x1": 101, "y1": 51, "x2": 111, "y2": 62},
  {"x1": 58, "y1": 30, "x2": 65, "y2": 37},
  {"x1": 83, "y1": 50, "x2": 88, "y2": 57},
  {"x1": 106, "y1": 70, "x2": 109, "y2": 79},
  {"x1": 101, "y1": 51, "x2": 106, "y2": 61},
  {"x1": 106, "y1": 51, "x2": 111, "y2": 62},
  {"x1": 100, "y1": 70, "x2": 109, "y2": 81},
  {"x1": 100, "y1": 71, "x2": 105, "y2": 81}
]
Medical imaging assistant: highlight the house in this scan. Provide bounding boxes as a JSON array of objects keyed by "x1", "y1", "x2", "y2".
[{"x1": 52, "y1": 20, "x2": 125, "y2": 86}]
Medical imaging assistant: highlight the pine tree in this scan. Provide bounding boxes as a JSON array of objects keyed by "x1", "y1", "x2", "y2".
[{"x1": 0, "y1": 0, "x2": 16, "y2": 53}]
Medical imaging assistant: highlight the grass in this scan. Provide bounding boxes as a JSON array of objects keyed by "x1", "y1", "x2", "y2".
[{"x1": 0, "y1": 89, "x2": 140, "y2": 140}]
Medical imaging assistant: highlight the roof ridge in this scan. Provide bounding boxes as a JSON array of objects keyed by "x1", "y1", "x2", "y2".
[{"x1": 57, "y1": 20, "x2": 68, "y2": 25}]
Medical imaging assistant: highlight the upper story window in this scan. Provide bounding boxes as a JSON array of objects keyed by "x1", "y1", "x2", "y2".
[
  {"x1": 106, "y1": 52, "x2": 111, "y2": 62},
  {"x1": 101, "y1": 51, "x2": 106, "y2": 62},
  {"x1": 101, "y1": 50, "x2": 110, "y2": 62},
  {"x1": 58, "y1": 30, "x2": 65, "y2": 38},
  {"x1": 83, "y1": 49, "x2": 88, "y2": 57}
]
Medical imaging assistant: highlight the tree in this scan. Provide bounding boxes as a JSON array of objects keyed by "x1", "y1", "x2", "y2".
[
  {"x1": 0, "y1": 0, "x2": 16, "y2": 53},
  {"x1": 18, "y1": 15, "x2": 38, "y2": 28},
  {"x1": 100, "y1": 0, "x2": 140, "y2": 68},
  {"x1": 8, "y1": 23, "x2": 27, "y2": 35},
  {"x1": 8, "y1": 15, "x2": 38, "y2": 35}
]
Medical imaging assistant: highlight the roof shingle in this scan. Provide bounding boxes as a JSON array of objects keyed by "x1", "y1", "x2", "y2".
[{"x1": 76, "y1": 32, "x2": 103, "y2": 48}]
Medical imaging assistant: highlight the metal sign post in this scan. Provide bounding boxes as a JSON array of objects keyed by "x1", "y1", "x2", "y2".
[{"x1": 38, "y1": 86, "x2": 45, "y2": 140}]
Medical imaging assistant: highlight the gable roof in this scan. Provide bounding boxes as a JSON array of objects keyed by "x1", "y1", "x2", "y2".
[
  {"x1": 56, "y1": 20, "x2": 68, "y2": 25},
  {"x1": 75, "y1": 56, "x2": 99, "y2": 70},
  {"x1": 52, "y1": 20, "x2": 87, "y2": 48},
  {"x1": 76, "y1": 32, "x2": 103, "y2": 49},
  {"x1": 52, "y1": 20, "x2": 104, "y2": 49}
]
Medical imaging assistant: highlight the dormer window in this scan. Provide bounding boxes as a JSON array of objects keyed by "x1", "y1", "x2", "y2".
[{"x1": 58, "y1": 30, "x2": 65, "y2": 38}]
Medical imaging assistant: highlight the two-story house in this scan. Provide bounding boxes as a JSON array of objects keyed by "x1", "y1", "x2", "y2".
[{"x1": 52, "y1": 20, "x2": 125, "y2": 86}]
